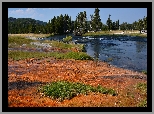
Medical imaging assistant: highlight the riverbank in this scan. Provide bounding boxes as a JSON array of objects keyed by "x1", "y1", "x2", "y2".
[
  {"x1": 8, "y1": 33, "x2": 53, "y2": 38},
  {"x1": 8, "y1": 34, "x2": 147, "y2": 107},
  {"x1": 82, "y1": 30, "x2": 147, "y2": 38},
  {"x1": 8, "y1": 30, "x2": 147, "y2": 38}
]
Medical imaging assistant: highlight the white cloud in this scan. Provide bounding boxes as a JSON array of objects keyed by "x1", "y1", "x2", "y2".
[
  {"x1": 48, "y1": 8, "x2": 59, "y2": 10},
  {"x1": 39, "y1": 14, "x2": 44, "y2": 17},
  {"x1": 9, "y1": 9, "x2": 24, "y2": 15},
  {"x1": 8, "y1": 8, "x2": 44, "y2": 19},
  {"x1": 26, "y1": 8, "x2": 35, "y2": 14},
  {"x1": 41, "y1": 8, "x2": 60, "y2": 10}
]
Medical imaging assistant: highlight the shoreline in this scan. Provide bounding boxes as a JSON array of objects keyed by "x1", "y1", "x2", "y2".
[
  {"x1": 8, "y1": 30, "x2": 147, "y2": 38},
  {"x1": 8, "y1": 34, "x2": 147, "y2": 73},
  {"x1": 82, "y1": 30, "x2": 147, "y2": 38}
]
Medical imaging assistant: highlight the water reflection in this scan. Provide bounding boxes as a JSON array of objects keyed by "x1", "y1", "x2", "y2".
[
  {"x1": 92, "y1": 39, "x2": 101, "y2": 59},
  {"x1": 135, "y1": 41, "x2": 147, "y2": 53},
  {"x1": 85, "y1": 36, "x2": 146, "y2": 72}
]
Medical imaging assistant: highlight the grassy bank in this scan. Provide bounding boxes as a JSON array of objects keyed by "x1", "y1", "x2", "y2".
[
  {"x1": 83, "y1": 30, "x2": 147, "y2": 38},
  {"x1": 8, "y1": 36, "x2": 35, "y2": 48},
  {"x1": 8, "y1": 35, "x2": 91, "y2": 61},
  {"x1": 8, "y1": 51, "x2": 93, "y2": 61},
  {"x1": 124, "y1": 33, "x2": 147, "y2": 37},
  {"x1": 82, "y1": 31, "x2": 111, "y2": 36},
  {"x1": 8, "y1": 35, "x2": 85, "y2": 51},
  {"x1": 8, "y1": 33, "x2": 53, "y2": 38}
]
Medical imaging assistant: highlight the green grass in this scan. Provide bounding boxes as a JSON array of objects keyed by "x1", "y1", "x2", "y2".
[
  {"x1": 8, "y1": 51, "x2": 93, "y2": 61},
  {"x1": 142, "y1": 70, "x2": 147, "y2": 75},
  {"x1": 135, "y1": 82, "x2": 147, "y2": 93},
  {"x1": 38, "y1": 81, "x2": 117, "y2": 101},
  {"x1": 135, "y1": 82, "x2": 147, "y2": 107},
  {"x1": 8, "y1": 36, "x2": 35, "y2": 48},
  {"x1": 65, "y1": 51, "x2": 92, "y2": 60},
  {"x1": 137, "y1": 99, "x2": 147, "y2": 107},
  {"x1": 8, "y1": 36, "x2": 34, "y2": 45}
]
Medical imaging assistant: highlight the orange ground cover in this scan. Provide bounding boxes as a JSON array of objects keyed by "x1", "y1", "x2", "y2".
[{"x1": 8, "y1": 58, "x2": 147, "y2": 107}]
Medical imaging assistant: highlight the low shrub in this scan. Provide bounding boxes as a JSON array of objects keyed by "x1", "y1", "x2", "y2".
[
  {"x1": 62, "y1": 35, "x2": 72, "y2": 43},
  {"x1": 39, "y1": 81, "x2": 117, "y2": 101},
  {"x1": 65, "y1": 52, "x2": 93, "y2": 60}
]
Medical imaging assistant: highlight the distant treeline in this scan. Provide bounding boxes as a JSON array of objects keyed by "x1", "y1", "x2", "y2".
[{"x1": 8, "y1": 8, "x2": 147, "y2": 34}]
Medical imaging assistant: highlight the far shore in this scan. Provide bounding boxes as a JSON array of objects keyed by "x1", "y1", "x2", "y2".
[
  {"x1": 8, "y1": 33, "x2": 52, "y2": 38},
  {"x1": 8, "y1": 30, "x2": 147, "y2": 38},
  {"x1": 82, "y1": 30, "x2": 147, "y2": 38}
]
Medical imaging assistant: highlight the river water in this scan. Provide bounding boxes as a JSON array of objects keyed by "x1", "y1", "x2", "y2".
[{"x1": 49, "y1": 34, "x2": 147, "y2": 72}]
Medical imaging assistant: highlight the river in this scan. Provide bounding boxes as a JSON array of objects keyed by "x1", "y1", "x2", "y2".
[{"x1": 49, "y1": 34, "x2": 147, "y2": 72}]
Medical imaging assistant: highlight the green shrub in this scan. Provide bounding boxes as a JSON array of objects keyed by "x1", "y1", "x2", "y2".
[
  {"x1": 39, "y1": 81, "x2": 117, "y2": 101},
  {"x1": 78, "y1": 44, "x2": 86, "y2": 52},
  {"x1": 65, "y1": 52, "x2": 93, "y2": 60},
  {"x1": 62, "y1": 35, "x2": 72, "y2": 43},
  {"x1": 96, "y1": 85, "x2": 117, "y2": 96}
]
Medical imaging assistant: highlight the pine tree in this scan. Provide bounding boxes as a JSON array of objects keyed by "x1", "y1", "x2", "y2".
[
  {"x1": 138, "y1": 19, "x2": 144, "y2": 33},
  {"x1": 90, "y1": 8, "x2": 102, "y2": 32},
  {"x1": 51, "y1": 16, "x2": 56, "y2": 34},
  {"x1": 143, "y1": 16, "x2": 147, "y2": 30},
  {"x1": 106, "y1": 14, "x2": 112, "y2": 31},
  {"x1": 74, "y1": 11, "x2": 87, "y2": 34},
  {"x1": 83, "y1": 11, "x2": 87, "y2": 33},
  {"x1": 68, "y1": 16, "x2": 72, "y2": 33}
]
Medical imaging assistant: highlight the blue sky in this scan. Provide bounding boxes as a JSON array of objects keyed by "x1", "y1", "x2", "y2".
[{"x1": 8, "y1": 8, "x2": 147, "y2": 24}]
